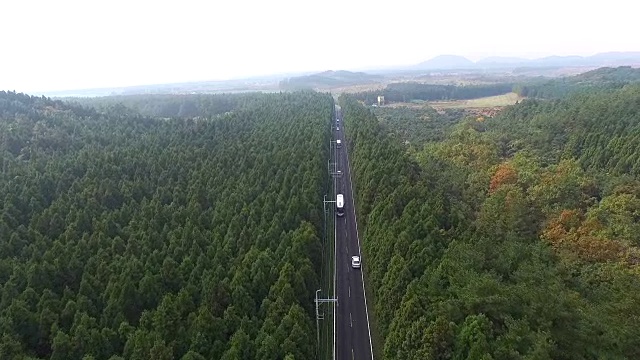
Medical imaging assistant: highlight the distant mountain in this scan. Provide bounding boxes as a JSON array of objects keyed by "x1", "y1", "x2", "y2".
[
  {"x1": 589, "y1": 51, "x2": 640, "y2": 61},
  {"x1": 412, "y1": 55, "x2": 475, "y2": 70},
  {"x1": 584, "y1": 52, "x2": 640, "y2": 66},
  {"x1": 410, "y1": 51, "x2": 640, "y2": 71}
]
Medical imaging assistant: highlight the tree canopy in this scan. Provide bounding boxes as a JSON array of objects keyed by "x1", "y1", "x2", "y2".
[{"x1": 0, "y1": 90, "x2": 333, "y2": 359}]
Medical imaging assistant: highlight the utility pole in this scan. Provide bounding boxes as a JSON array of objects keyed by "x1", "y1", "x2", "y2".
[{"x1": 315, "y1": 289, "x2": 337, "y2": 360}]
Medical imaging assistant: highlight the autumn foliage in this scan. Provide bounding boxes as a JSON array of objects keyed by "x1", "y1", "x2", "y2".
[
  {"x1": 542, "y1": 209, "x2": 635, "y2": 263},
  {"x1": 489, "y1": 162, "x2": 518, "y2": 193}
]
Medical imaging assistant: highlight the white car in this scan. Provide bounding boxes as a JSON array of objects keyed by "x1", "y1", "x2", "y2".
[
  {"x1": 351, "y1": 256, "x2": 361, "y2": 269},
  {"x1": 336, "y1": 127, "x2": 339, "y2": 131}
]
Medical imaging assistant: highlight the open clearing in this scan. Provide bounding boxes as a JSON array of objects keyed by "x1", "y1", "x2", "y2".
[
  {"x1": 429, "y1": 92, "x2": 524, "y2": 109},
  {"x1": 384, "y1": 92, "x2": 524, "y2": 110}
]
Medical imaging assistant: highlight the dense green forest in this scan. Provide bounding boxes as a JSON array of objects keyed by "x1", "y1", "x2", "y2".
[
  {"x1": 351, "y1": 83, "x2": 513, "y2": 104},
  {"x1": 0, "y1": 90, "x2": 332, "y2": 359},
  {"x1": 372, "y1": 106, "x2": 464, "y2": 146},
  {"x1": 341, "y1": 83, "x2": 640, "y2": 359}
]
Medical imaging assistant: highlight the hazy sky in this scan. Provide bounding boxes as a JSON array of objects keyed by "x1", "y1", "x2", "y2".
[{"x1": 2, "y1": 0, "x2": 637, "y2": 92}]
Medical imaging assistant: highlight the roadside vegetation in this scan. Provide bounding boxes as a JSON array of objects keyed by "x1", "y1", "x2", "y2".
[{"x1": 341, "y1": 80, "x2": 640, "y2": 358}]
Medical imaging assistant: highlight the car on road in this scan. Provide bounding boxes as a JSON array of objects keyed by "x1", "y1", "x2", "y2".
[
  {"x1": 351, "y1": 256, "x2": 361, "y2": 269},
  {"x1": 336, "y1": 194, "x2": 345, "y2": 217},
  {"x1": 336, "y1": 127, "x2": 339, "y2": 131}
]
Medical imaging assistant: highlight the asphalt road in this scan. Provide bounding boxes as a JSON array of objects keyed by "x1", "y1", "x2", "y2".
[{"x1": 333, "y1": 112, "x2": 373, "y2": 360}]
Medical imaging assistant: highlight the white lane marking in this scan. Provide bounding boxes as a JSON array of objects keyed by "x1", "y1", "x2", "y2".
[
  {"x1": 350, "y1": 312, "x2": 352, "y2": 327},
  {"x1": 349, "y1": 286, "x2": 351, "y2": 298}
]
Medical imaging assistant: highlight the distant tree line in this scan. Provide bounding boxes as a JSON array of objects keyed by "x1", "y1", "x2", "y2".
[
  {"x1": 278, "y1": 71, "x2": 382, "y2": 91},
  {"x1": 70, "y1": 93, "x2": 265, "y2": 119}
]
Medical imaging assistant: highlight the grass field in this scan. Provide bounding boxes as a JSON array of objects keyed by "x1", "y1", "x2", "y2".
[{"x1": 429, "y1": 92, "x2": 524, "y2": 109}]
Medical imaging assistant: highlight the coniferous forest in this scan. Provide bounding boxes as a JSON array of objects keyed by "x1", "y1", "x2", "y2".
[
  {"x1": 0, "y1": 91, "x2": 332, "y2": 359},
  {"x1": 341, "y1": 82, "x2": 640, "y2": 359}
]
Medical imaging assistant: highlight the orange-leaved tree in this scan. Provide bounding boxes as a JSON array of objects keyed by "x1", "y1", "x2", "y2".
[
  {"x1": 541, "y1": 209, "x2": 635, "y2": 264},
  {"x1": 489, "y1": 162, "x2": 518, "y2": 194}
]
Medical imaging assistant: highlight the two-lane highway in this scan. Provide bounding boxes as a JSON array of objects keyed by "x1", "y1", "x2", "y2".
[{"x1": 333, "y1": 109, "x2": 373, "y2": 360}]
